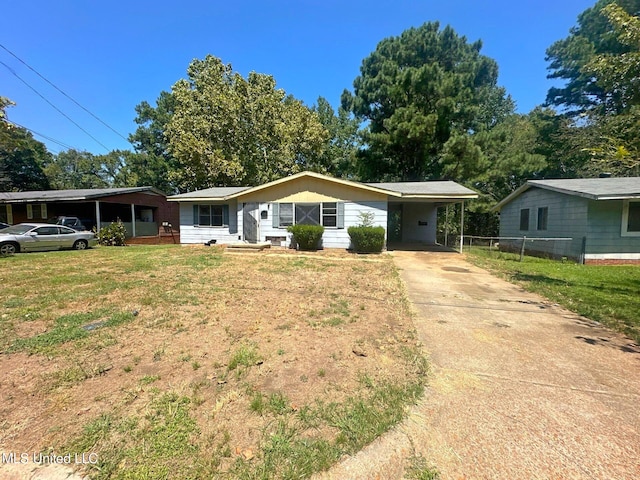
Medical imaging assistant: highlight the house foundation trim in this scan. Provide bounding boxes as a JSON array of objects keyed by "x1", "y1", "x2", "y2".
[{"x1": 584, "y1": 253, "x2": 640, "y2": 260}]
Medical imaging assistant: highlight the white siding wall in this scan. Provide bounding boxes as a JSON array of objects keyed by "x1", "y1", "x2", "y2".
[
  {"x1": 178, "y1": 200, "x2": 240, "y2": 245},
  {"x1": 401, "y1": 204, "x2": 437, "y2": 243},
  {"x1": 246, "y1": 201, "x2": 387, "y2": 249},
  {"x1": 179, "y1": 200, "x2": 388, "y2": 249}
]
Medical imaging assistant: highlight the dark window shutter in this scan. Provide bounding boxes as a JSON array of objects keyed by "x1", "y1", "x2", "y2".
[
  {"x1": 337, "y1": 202, "x2": 345, "y2": 229},
  {"x1": 193, "y1": 205, "x2": 199, "y2": 226},
  {"x1": 222, "y1": 204, "x2": 229, "y2": 226},
  {"x1": 272, "y1": 203, "x2": 279, "y2": 228}
]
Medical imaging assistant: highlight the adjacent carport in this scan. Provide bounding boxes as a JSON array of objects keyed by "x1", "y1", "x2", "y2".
[{"x1": 0, "y1": 187, "x2": 178, "y2": 238}]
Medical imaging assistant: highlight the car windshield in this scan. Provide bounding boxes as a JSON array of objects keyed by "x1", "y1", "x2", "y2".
[{"x1": 1, "y1": 224, "x2": 36, "y2": 235}]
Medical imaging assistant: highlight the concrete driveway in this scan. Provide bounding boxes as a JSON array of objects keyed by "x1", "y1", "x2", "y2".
[{"x1": 315, "y1": 250, "x2": 640, "y2": 479}]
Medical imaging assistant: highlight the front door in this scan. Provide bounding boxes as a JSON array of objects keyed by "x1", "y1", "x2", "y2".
[{"x1": 243, "y1": 203, "x2": 259, "y2": 243}]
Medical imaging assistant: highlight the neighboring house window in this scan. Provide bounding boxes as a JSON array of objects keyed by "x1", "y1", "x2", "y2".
[
  {"x1": 26, "y1": 204, "x2": 47, "y2": 220},
  {"x1": 622, "y1": 200, "x2": 640, "y2": 236},
  {"x1": 537, "y1": 207, "x2": 548, "y2": 231},
  {"x1": 273, "y1": 202, "x2": 344, "y2": 228},
  {"x1": 192, "y1": 204, "x2": 229, "y2": 227},
  {"x1": 0, "y1": 205, "x2": 12, "y2": 224},
  {"x1": 519, "y1": 209, "x2": 529, "y2": 231}
]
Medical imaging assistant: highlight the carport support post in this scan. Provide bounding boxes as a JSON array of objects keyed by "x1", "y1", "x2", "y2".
[
  {"x1": 95, "y1": 201, "x2": 101, "y2": 233},
  {"x1": 130, "y1": 204, "x2": 136, "y2": 237},
  {"x1": 459, "y1": 201, "x2": 464, "y2": 254},
  {"x1": 444, "y1": 205, "x2": 449, "y2": 247}
]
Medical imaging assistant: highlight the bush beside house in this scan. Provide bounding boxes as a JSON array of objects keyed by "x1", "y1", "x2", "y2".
[
  {"x1": 96, "y1": 221, "x2": 127, "y2": 246},
  {"x1": 287, "y1": 225, "x2": 325, "y2": 250},
  {"x1": 348, "y1": 225, "x2": 386, "y2": 253}
]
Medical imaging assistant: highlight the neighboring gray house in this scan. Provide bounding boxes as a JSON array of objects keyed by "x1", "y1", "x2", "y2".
[
  {"x1": 168, "y1": 171, "x2": 477, "y2": 250},
  {"x1": 494, "y1": 177, "x2": 640, "y2": 264}
]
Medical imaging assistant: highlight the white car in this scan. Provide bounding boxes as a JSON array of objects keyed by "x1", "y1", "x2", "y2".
[{"x1": 0, "y1": 223, "x2": 98, "y2": 255}]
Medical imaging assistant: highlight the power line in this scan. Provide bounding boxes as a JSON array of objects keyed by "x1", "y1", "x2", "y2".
[
  {"x1": 8, "y1": 120, "x2": 79, "y2": 152},
  {"x1": 0, "y1": 43, "x2": 129, "y2": 143},
  {"x1": 0, "y1": 59, "x2": 111, "y2": 152}
]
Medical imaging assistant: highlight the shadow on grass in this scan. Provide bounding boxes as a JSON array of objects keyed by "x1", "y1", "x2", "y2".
[{"x1": 512, "y1": 273, "x2": 569, "y2": 287}]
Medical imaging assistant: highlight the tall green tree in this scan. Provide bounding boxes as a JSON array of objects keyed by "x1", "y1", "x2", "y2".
[
  {"x1": 43, "y1": 149, "x2": 108, "y2": 189},
  {"x1": 312, "y1": 97, "x2": 360, "y2": 179},
  {"x1": 129, "y1": 91, "x2": 178, "y2": 193},
  {"x1": 584, "y1": 2, "x2": 640, "y2": 108},
  {"x1": 165, "y1": 55, "x2": 327, "y2": 191},
  {"x1": 474, "y1": 113, "x2": 547, "y2": 203},
  {"x1": 546, "y1": 1, "x2": 640, "y2": 176},
  {"x1": 342, "y1": 22, "x2": 513, "y2": 182},
  {"x1": 546, "y1": 0, "x2": 640, "y2": 116},
  {"x1": 0, "y1": 97, "x2": 51, "y2": 191}
]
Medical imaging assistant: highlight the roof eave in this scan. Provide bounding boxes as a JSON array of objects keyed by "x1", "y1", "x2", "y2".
[
  {"x1": 400, "y1": 193, "x2": 478, "y2": 200},
  {"x1": 227, "y1": 171, "x2": 403, "y2": 199},
  {"x1": 168, "y1": 196, "x2": 229, "y2": 202}
]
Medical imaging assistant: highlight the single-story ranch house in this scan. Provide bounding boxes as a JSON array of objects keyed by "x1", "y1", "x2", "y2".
[
  {"x1": 0, "y1": 187, "x2": 179, "y2": 239},
  {"x1": 168, "y1": 171, "x2": 478, "y2": 250},
  {"x1": 494, "y1": 177, "x2": 640, "y2": 264}
]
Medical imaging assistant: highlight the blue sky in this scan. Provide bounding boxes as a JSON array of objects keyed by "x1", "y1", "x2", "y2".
[{"x1": 2, "y1": 0, "x2": 595, "y2": 156}]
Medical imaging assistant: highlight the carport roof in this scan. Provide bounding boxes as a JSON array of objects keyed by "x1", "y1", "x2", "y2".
[
  {"x1": 0, "y1": 186, "x2": 165, "y2": 203},
  {"x1": 367, "y1": 181, "x2": 478, "y2": 199}
]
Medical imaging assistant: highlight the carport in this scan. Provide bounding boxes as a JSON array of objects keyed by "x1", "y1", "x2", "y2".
[
  {"x1": 0, "y1": 187, "x2": 178, "y2": 238},
  {"x1": 367, "y1": 181, "x2": 478, "y2": 252}
]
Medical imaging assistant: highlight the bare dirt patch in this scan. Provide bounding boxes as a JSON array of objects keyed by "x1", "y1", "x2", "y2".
[{"x1": 0, "y1": 246, "x2": 425, "y2": 478}]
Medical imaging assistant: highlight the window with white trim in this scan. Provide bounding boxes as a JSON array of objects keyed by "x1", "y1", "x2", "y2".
[
  {"x1": 192, "y1": 204, "x2": 229, "y2": 227},
  {"x1": 622, "y1": 200, "x2": 640, "y2": 236},
  {"x1": 322, "y1": 202, "x2": 337, "y2": 227}
]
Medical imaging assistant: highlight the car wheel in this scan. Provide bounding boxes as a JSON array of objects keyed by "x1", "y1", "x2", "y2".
[
  {"x1": 73, "y1": 240, "x2": 88, "y2": 250},
  {"x1": 0, "y1": 242, "x2": 18, "y2": 255}
]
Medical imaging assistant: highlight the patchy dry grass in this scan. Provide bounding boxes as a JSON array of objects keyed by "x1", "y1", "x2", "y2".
[{"x1": 0, "y1": 245, "x2": 427, "y2": 479}]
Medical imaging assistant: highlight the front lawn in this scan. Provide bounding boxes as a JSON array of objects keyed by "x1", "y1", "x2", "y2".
[
  {"x1": 466, "y1": 247, "x2": 640, "y2": 344},
  {"x1": 0, "y1": 245, "x2": 427, "y2": 479}
]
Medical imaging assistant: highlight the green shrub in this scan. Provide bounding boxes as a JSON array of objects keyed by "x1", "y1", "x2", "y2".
[
  {"x1": 287, "y1": 225, "x2": 325, "y2": 250},
  {"x1": 97, "y1": 221, "x2": 127, "y2": 246},
  {"x1": 348, "y1": 226, "x2": 385, "y2": 253}
]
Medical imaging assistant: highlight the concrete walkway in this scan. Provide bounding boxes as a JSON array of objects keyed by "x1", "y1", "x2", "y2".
[{"x1": 315, "y1": 250, "x2": 640, "y2": 479}]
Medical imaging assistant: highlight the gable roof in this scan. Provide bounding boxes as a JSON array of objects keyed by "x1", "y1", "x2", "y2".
[
  {"x1": 168, "y1": 171, "x2": 478, "y2": 201},
  {"x1": 0, "y1": 186, "x2": 166, "y2": 203},
  {"x1": 494, "y1": 177, "x2": 640, "y2": 211}
]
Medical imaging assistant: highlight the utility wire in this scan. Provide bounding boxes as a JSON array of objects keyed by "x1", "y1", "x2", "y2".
[
  {"x1": 0, "y1": 43, "x2": 129, "y2": 142},
  {"x1": 8, "y1": 120, "x2": 79, "y2": 151},
  {"x1": 0, "y1": 59, "x2": 111, "y2": 152}
]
